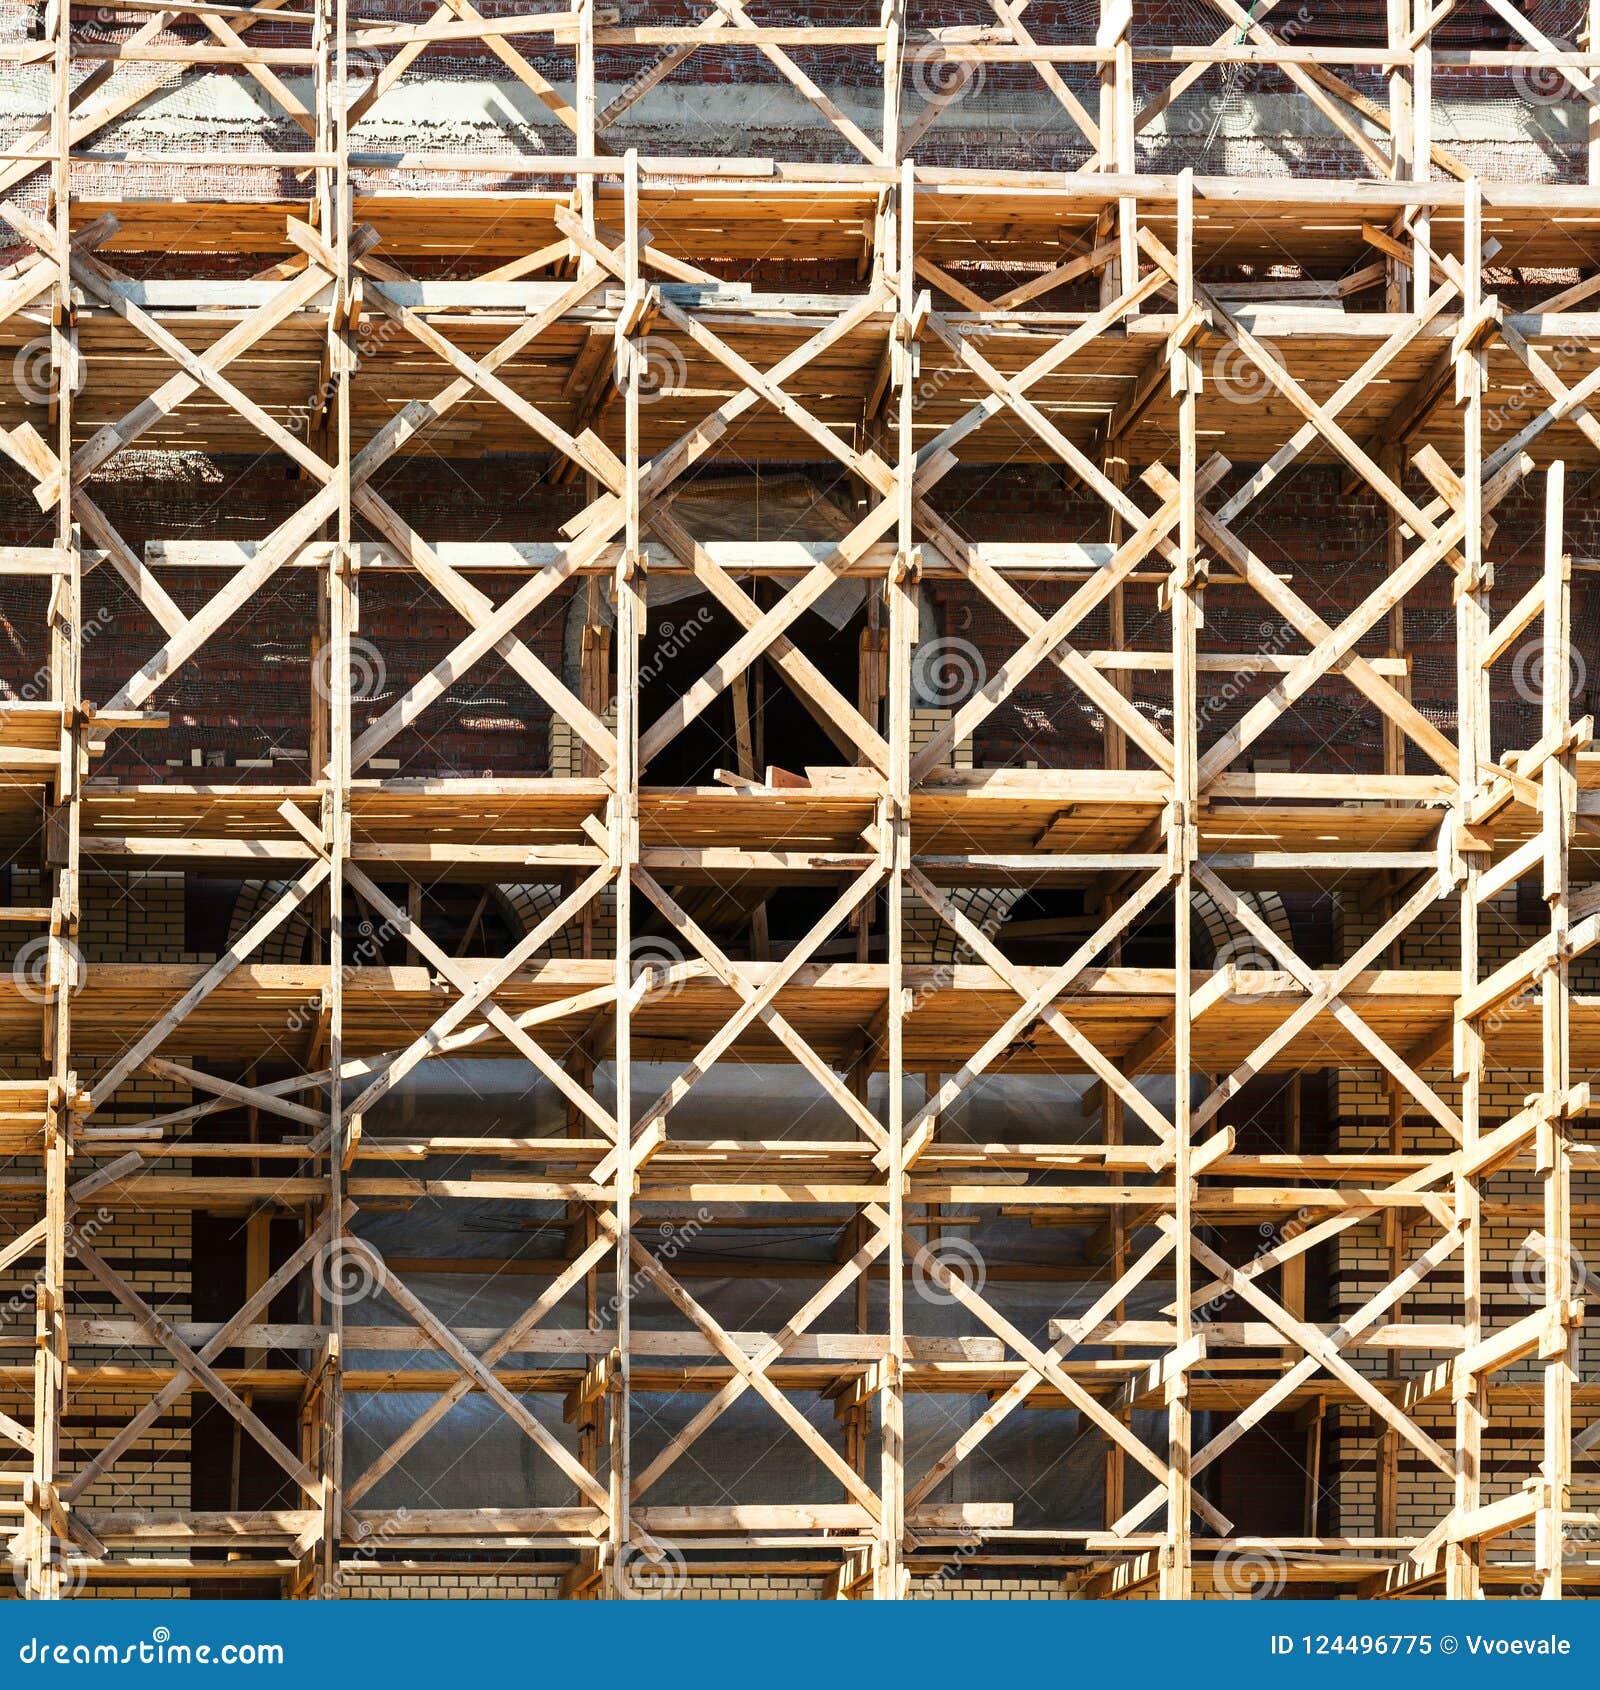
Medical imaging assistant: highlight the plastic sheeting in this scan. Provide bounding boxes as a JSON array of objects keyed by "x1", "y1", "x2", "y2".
[{"x1": 333, "y1": 1061, "x2": 1176, "y2": 1525}]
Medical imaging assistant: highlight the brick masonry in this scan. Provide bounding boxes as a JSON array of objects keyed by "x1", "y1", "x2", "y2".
[
  {"x1": 0, "y1": 870, "x2": 193, "y2": 1591},
  {"x1": 1327, "y1": 890, "x2": 1600, "y2": 1543}
]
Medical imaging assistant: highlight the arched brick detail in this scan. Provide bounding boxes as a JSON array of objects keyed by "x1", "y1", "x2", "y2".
[{"x1": 224, "y1": 879, "x2": 318, "y2": 965}]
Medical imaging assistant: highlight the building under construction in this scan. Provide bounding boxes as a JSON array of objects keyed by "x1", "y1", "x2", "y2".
[{"x1": 0, "y1": 0, "x2": 1598, "y2": 1601}]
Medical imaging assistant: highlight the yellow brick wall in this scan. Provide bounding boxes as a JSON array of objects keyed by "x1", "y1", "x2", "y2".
[{"x1": 1329, "y1": 889, "x2": 1599, "y2": 1540}]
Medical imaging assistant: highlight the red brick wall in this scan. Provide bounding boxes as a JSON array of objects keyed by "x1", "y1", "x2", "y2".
[{"x1": 4, "y1": 460, "x2": 1592, "y2": 783}]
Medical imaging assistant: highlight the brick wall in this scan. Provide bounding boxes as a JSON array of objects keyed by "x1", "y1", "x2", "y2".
[
  {"x1": 6, "y1": 4, "x2": 1583, "y2": 186},
  {"x1": 0, "y1": 868, "x2": 194, "y2": 1588},
  {"x1": 5, "y1": 464, "x2": 1590, "y2": 787},
  {"x1": 1328, "y1": 890, "x2": 1600, "y2": 1540},
  {"x1": 341, "y1": 1569, "x2": 1073, "y2": 1599}
]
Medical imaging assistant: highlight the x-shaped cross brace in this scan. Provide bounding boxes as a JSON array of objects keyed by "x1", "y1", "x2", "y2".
[
  {"x1": 562, "y1": 222, "x2": 900, "y2": 772},
  {"x1": 907, "y1": 1224, "x2": 1177, "y2": 1510},
  {"x1": 74, "y1": 1240, "x2": 323, "y2": 1508},
  {"x1": 629, "y1": 1211, "x2": 891, "y2": 1498},
  {"x1": 87, "y1": 818, "x2": 332, "y2": 1114},
  {"x1": 1112, "y1": 1228, "x2": 1461, "y2": 1534},
  {"x1": 344, "y1": 0, "x2": 590, "y2": 148},
  {"x1": 344, "y1": 1225, "x2": 616, "y2": 1507},
  {"x1": 907, "y1": 1226, "x2": 1232, "y2": 1535},
  {"x1": 333, "y1": 1236, "x2": 612, "y2": 1514},
  {"x1": 344, "y1": 861, "x2": 621, "y2": 1141},
  {"x1": 631, "y1": 0, "x2": 886, "y2": 164},
  {"x1": 63, "y1": 1206, "x2": 352, "y2": 1523},
  {"x1": 339, "y1": 254, "x2": 630, "y2": 772},
  {"x1": 603, "y1": 1211, "x2": 883, "y2": 1519},
  {"x1": 1190, "y1": 862, "x2": 1466, "y2": 1145},
  {"x1": 903, "y1": 862, "x2": 1179, "y2": 1166},
  {"x1": 341, "y1": 857, "x2": 618, "y2": 1135},
  {"x1": 62, "y1": 210, "x2": 618, "y2": 761},
  {"x1": 1143, "y1": 466, "x2": 1465, "y2": 784},
  {"x1": 1141, "y1": 227, "x2": 1463, "y2": 563},
  {"x1": 1196, "y1": 858, "x2": 1459, "y2": 1149},
  {"x1": 632, "y1": 864, "x2": 889, "y2": 1152},
  {"x1": 911, "y1": 467, "x2": 1215, "y2": 780}
]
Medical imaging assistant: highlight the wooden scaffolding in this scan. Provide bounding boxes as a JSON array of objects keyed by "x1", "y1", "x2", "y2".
[{"x1": 0, "y1": 0, "x2": 1597, "y2": 1600}]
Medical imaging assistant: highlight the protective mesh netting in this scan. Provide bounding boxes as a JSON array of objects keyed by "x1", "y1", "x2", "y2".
[
  {"x1": 894, "y1": 0, "x2": 1600, "y2": 177},
  {"x1": 0, "y1": 0, "x2": 1579, "y2": 199}
]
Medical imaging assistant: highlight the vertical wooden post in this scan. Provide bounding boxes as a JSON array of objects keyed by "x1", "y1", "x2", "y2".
[
  {"x1": 1536, "y1": 461, "x2": 1574, "y2": 1600},
  {"x1": 1103, "y1": 459, "x2": 1130, "y2": 780},
  {"x1": 1160, "y1": 166, "x2": 1198, "y2": 1601},
  {"x1": 1386, "y1": 0, "x2": 1411, "y2": 204},
  {"x1": 1102, "y1": 1085, "x2": 1127, "y2": 1529},
  {"x1": 1375, "y1": 1076, "x2": 1404, "y2": 1538},
  {"x1": 303, "y1": 0, "x2": 351, "y2": 1595},
  {"x1": 1282, "y1": 1075, "x2": 1305, "y2": 1320},
  {"x1": 328, "y1": 0, "x2": 353, "y2": 1590},
  {"x1": 1446, "y1": 173, "x2": 1486, "y2": 1603},
  {"x1": 875, "y1": 153, "x2": 916, "y2": 1602},
  {"x1": 1100, "y1": 0, "x2": 1137, "y2": 299},
  {"x1": 606, "y1": 146, "x2": 642, "y2": 1598},
  {"x1": 27, "y1": 0, "x2": 75, "y2": 1598},
  {"x1": 1377, "y1": 461, "x2": 1408, "y2": 1538},
  {"x1": 1590, "y1": 1, "x2": 1600, "y2": 186},
  {"x1": 881, "y1": 0, "x2": 902, "y2": 167},
  {"x1": 1411, "y1": 0, "x2": 1432, "y2": 308},
  {"x1": 576, "y1": 0, "x2": 597, "y2": 272}
]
